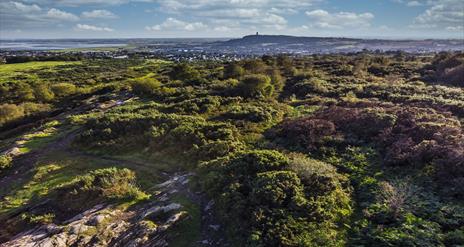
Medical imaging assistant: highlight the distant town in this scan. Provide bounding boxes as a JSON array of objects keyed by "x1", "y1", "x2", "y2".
[{"x1": 1, "y1": 35, "x2": 463, "y2": 62}]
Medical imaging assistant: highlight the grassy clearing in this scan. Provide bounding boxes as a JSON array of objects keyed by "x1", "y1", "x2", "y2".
[
  {"x1": 101, "y1": 154, "x2": 168, "y2": 189},
  {"x1": 0, "y1": 151, "x2": 112, "y2": 214},
  {"x1": 20, "y1": 121, "x2": 63, "y2": 153},
  {"x1": 0, "y1": 147, "x2": 173, "y2": 215},
  {"x1": 0, "y1": 162, "x2": 69, "y2": 214},
  {"x1": 0, "y1": 61, "x2": 81, "y2": 82}
]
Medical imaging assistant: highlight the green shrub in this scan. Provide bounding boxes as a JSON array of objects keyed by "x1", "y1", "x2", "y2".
[
  {"x1": 243, "y1": 59, "x2": 267, "y2": 74},
  {"x1": 221, "y1": 103, "x2": 281, "y2": 123},
  {"x1": 130, "y1": 77, "x2": 161, "y2": 96},
  {"x1": 16, "y1": 83, "x2": 35, "y2": 101},
  {"x1": 75, "y1": 108, "x2": 241, "y2": 161},
  {"x1": 249, "y1": 171, "x2": 309, "y2": 246},
  {"x1": 21, "y1": 213, "x2": 55, "y2": 225},
  {"x1": 54, "y1": 167, "x2": 147, "y2": 212},
  {"x1": 0, "y1": 104, "x2": 24, "y2": 126},
  {"x1": 165, "y1": 96, "x2": 221, "y2": 114},
  {"x1": 33, "y1": 83, "x2": 55, "y2": 102},
  {"x1": 223, "y1": 63, "x2": 244, "y2": 79},
  {"x1": 239, "y1": 74, "x2": 274, "y2": 99},
  {"x1": 443, "y1": 228, "x2": 464, "y2": 246},
  {"x1": 288, "y1": 153, "x2": 352, "y2": 225},
  {"x1": 293, "y1": 78, "x2": 329, "y2": 96},
  {"x1": 361, "y1": 213, "x2": 443, "y2": 247},
  {"x1": 0, "y1": 102, "x2": 51, "y2": 126},
  {"x1": 51, "y1": 83, "x2": 76, "y2": 97},
  {"x1": 169, "y1": 63, "x2": 201, "y2": 82},
  {"x1": 201, "y1": 150, "x2": 351, "y2": 246},
  {"x1": 0, "y1": 155, "x2": 12, "y2": 171}
]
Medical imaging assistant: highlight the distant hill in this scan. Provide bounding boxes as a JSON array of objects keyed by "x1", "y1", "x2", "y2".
[
  {"x1": 214, "y1": 34, "x2": 464, "y2": 54},
  {"x1": 219, "y1": 34, "x2": 362, "y2": 46}
]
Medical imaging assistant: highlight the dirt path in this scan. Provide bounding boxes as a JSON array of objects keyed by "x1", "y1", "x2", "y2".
[
  {"x1": 64, "y1": 146, "x2": 226, "y2": 246},
  {"x1": 0, "y1": 97, "x2": 226, "y2": 246}
]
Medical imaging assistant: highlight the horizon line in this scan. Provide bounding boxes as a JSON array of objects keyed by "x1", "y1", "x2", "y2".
[{"x1": 1, "y1": 34, "x2": 464, "y2": 42}]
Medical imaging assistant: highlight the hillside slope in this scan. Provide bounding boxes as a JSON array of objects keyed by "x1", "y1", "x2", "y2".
[{"x1": 1, "y1": 53, "x2": 463, "y2": 246}]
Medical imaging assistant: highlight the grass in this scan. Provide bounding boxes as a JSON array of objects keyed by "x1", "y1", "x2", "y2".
[
  {"x1": 0, "y1": 117, "x2": 179, "y2": 215},
  {"x1": 0, "y1": 146, "x2": 174, "y2": 215},
  {"x1": 0, "y1": 151, "x2": 114, "y2": 214},
  {"x1": 0, "y1": 150, "x2": 95, "y2": 214},
  {"x1": 0, "y1": 61, "x2": 81, "y2": 82},
  {"x1": 0, "y1": 162, "x2": 69, "y2": 214},
  {"x1": 21, "y1": 129, "x2": 58, "y2": 153},
  {"x1": 167, "y1": 195, "x2": 202, "y2": 247},
  {"x1": 15, "y1": 120, "x2": 67, "y2": 154}
]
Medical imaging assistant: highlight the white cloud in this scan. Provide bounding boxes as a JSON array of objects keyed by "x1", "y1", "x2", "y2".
[
  {"x1": 75, "y1": 23, "x2": 114, "y2": 31},
  {"x1": 196, "y1": 9, "x2": 261, "y2": 18},
  {"x1": 21, "y1": 0, "x2": 145, "y2": 6},
  {"x1": 446, "y1": 25, "x2": 463, "y2": 31},
  {"x1": 410, "y1": 0, "x2": 464, "y2": 30},
  {"x1": 9, "y1": 1, "x2": 42, "y2": 12},
  {"x1": 150, "y1": 0, "x2": 312, "y2": 31},
  {"x1": 305, "y1": 9, "x2": 374, "y2": 29},
  {"x1": 269, "y1": 7, "x2": 298, "y2": 15},
  {"x1": 379, "y1": 25, "x2": 391, "y2": 31},
  {"x1": 406, "y1": 1, "x2": 422, "y2": 6},
  {"x1": 0, "y1": 1, "x2": 42, "y2": 16},
  {"x1": 394, "y1": 0, "x2": 424, "y2": 6},
  {"x1": 242, "y1": 13, "x2": 287, "y2": 29},
  {"x1": 155, "y1": 0, "x2": 315, "y2": 13},
  {"x1": 46, "y1": 8, "x2": 79, "y2": 21},
  {"x1": 0, "y1": 2, "x2": 81, "y2": 30},
  {"x1": 16, "y1": 0, "x2": 305, "y2": 33},
  {"x1": 145, "y1": 18, "x2": 207, "y2": 31},
  {"x1": 81, "y1": 9, "x2": 118, "y2": 19},
  {"x1": 213, "y1": 26, "x2": 231, "y2": 32}
]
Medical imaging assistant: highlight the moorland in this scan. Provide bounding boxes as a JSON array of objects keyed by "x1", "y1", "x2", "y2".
[{"x1": 0, "y1": 51, "x2": 463, "y2": 246}]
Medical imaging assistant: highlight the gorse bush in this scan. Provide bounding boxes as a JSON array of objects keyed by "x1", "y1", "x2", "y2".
[
  {"x1": 223, "y1": 62, "x2": 245, "y2": 80},
  {"x1": 0, "y1": 155, "x2": 12, "y2": 171},
  {"x1": 75, "y1": 105, "x2": 242, "y2": 162},
  {"x1": 169, "y1": 63, "x2": 201, "y2": 82},
  {"x1": 130, "y1": 77, "x2": 161, "y2": 96},
  {"x1": 164, "y1": 96, "x2": 221, "y2": 114},
  {"x1": 0, "y1": 102, "x2": 51, "y2": 127},
  {"x1": 200, "y1": 150, "x2": 351, "y2": 246},
  {"x1": 33, "y1": 83, "x2": 55, "y2": 102},
  {"x1": 51, "y1": 83, "x2": 76, "y2": 97},
  {"x1": 220, "y1": 102, "x2": 282, "y2": 124},
  {"x1": 239, "y1": 74, "x2": 274, "y2": 99},
  {"x1": 53, "y1": 167, "x2": 147, "y2": 212}
]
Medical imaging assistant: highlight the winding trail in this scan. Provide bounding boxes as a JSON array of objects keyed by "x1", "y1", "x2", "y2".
[{"x1": 0, "y1": 95, "x2": 226, "y2": 246}]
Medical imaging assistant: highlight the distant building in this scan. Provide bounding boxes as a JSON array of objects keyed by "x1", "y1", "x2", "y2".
[{"x1": 256, "y1": 32, "x2": 259, "y2": 36}]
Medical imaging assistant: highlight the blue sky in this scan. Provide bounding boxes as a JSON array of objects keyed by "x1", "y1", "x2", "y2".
[{"x1": 0, "y1": 0, "x2": 463, "y2": 39}]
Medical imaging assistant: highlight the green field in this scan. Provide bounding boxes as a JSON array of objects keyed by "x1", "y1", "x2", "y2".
[{"x1": 0, "y1": 61, "x2": 81, "y2": 82}]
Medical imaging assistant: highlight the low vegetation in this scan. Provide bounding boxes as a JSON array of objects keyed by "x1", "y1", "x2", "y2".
[{"x1": 0, "y1": 51, "x2": 463, "y2": 246}]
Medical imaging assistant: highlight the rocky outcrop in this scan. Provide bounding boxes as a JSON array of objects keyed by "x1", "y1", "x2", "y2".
[{"x1": 1, "y1": 173, "x2": 196, "y2": 247}]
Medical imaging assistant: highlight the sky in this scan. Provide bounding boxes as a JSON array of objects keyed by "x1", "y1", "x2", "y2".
[{"x1": 0, "y1": 0, "x2": 463, "y2": 39}]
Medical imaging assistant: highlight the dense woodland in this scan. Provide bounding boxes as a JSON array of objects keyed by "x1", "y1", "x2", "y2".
[{"x1": 0, "y1": 52, "x2": 463, "y2": 246}]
